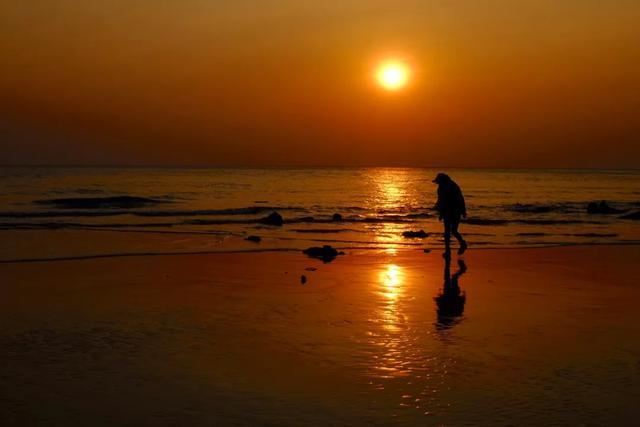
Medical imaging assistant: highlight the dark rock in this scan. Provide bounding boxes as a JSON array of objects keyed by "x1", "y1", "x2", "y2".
[
  {"x1": 621, "y1": 211, "x2": 640, "y2": 220},
  {"x1": 302, "y1": 245, "x2": 345, "y2": 263},
  {"x1": 423, "y1": 248, "x2": 432, "y2": 253},
  {"x1": 402, "y1": 230, "x2": 429, "y2": 238},
  {"x1": 245, "y1": 235, "x2": 261, "y2": 243},
  {"x1": 332, "y1": 213, "x2": 343, "y2": 221},
  {"x1": 300, "y1": 275, "x2": 307, "y2": 284},
  {"x1": 260, "y1": 211, "x2": 284, "y2": 226},
  {"x1": 587, "y1": 201, "x2": 623, "y2": 214}
]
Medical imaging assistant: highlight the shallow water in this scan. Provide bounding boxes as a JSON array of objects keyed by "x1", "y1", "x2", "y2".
[{"x1": 1, "y1": 167, "x2": 639, "y2": 261}]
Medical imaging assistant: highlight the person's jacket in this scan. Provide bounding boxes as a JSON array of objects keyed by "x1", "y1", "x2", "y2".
[{"x1": 436, "y1": 180, "x2": 466, "y2": 219}]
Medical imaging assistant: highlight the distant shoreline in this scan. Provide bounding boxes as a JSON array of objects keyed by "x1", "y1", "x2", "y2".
[
  {"x1": 2, "y1": 242, "x2": 640, "y2": 264},
  {"x1": 1, "y1": 164, "x2": 640, "y2": 172}
]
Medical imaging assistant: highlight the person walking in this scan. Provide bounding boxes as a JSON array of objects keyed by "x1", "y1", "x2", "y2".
[{"x1": 433, "y1": 173, "x2": 468, "y2": 258}]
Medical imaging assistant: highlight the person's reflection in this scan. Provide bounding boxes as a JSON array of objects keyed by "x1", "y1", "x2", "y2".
[{"x1": 434, "y1": 257, "x2": 467, "y2": 330}]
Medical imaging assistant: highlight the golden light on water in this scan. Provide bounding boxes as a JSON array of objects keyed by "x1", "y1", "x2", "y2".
[
  {"x1": 375, "y1": 263, "x2": 407, "y2": 338},
  {"x1": 371, "y1": 263, "x2": 410, "y2": 380},
  {"x1": 380, "y1": 264, "x2": 403, "y2": 300},
  {"x1": 375, "y1": 61, "x2": 410, "y2": 91},
  {"x1": 370, "y1": 169, "x2": 413, "y2": 252}
]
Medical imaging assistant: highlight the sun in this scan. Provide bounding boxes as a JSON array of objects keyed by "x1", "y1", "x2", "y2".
[{"x1": 376, "y1": 61, "x2": 410, "y2": 91}]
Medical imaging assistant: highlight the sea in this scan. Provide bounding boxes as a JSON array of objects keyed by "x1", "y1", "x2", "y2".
[{"x1": 1, "y1": 167, "x2": 639, "y2": 262}]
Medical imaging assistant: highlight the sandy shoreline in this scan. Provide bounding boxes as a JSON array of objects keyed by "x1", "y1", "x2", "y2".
[{"x1": 1, "y1": 245, "x2": 639, "y2": 425}]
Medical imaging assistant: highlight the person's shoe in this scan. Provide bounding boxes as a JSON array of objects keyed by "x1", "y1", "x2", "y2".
[{"x1": 457, "y1": 241, "x2": 468, "y2": 255}]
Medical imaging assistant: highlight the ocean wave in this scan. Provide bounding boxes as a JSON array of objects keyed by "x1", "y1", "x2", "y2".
[
  {"x1": 463, "y1": 218, "x2": 510, "y2": 226},
  {"x1": 514, "y1": 219, "x2": 605, "y2": 225},
  {"x1": 503, "y1": 201, "x2": 639, "y2": 215},
  {"x1": 0, "y1": 206, "x2": 308, "y2": 219},
  {"x1": 35, "y1": 196, "x2": 171, "y2": 209},
  {"x1": 516, "y1": 232, "x2": 618, "y2": 238},
  {"x1": 49, "y1": 188, "x2": 105, "y2": 195},
  {"x1": 0, "y1": 212, "x2": 610, "y2": 229},
  {"x1": 0, "y1": 223, "x2": 238, "y2": 237},
  {"x1": 502, "y1": 202, "x2": 583, "y2": 214},
  {"x1": 0, "y1": 211, "x2": 130, "y2": 218},
  {"x1": 359, "y1": 216, "x2": 417, "y2": 223},
  {"x1": 464, "y1": 218, "x2": 605, "y2": 226},
  {"x1": 310, "y1": 205, "x2": 367, "y2": 212},
  {"x1": 404, "y1": 213, "x2": 432, "y2": 219},
  {"x1": 0, "y1": 222, "x2": 180, "y2": 230},
  {"x1": 621, "y1": 211, "x2": 640, "y2": 220},
  {"x1": 290, "y1": 228, "x2": 360, "y2": 234},
  {"x1": 185, "y1": 218, "x2": 263, "y2": 226},
  {"x1": 137, "y1": 206, "x2": 307, "y2": 217},
  {"x1": 0, "y1": 214, "x2": 415, "y2": 229},
  {"x1": 566, "y1": 233, "x2": 618, "y2": 237}
]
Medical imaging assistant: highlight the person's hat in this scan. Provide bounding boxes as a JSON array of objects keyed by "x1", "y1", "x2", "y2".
[{"x1": 432, "y1": 172, "x2": 449, "y2": 183}]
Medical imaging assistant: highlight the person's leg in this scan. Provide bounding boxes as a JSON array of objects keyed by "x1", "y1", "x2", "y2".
[
  {"x1": 443, "y1": 219, "x2": 452, "y2": 257},
  {"x1": 451, "y1": 219, "x2": 468, "y2": 254},
  {"x1": 450, "y1": 219, "x2": 463, "y2": 244}
]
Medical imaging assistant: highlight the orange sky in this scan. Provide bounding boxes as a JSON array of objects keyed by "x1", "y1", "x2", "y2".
[{"x1": 1, "y1": 0, "x2": 639, "y2": 168}]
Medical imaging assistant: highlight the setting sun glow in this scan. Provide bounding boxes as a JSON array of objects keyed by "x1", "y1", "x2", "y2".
[{"x1": 376, "y1": 61, "x2": 410, "y2": 91}]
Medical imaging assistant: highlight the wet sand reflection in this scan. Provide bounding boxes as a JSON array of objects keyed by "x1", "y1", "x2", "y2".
[
  {"x1": 366, "y1": 260, "x2": 456, "y2": 416},
  {"x1": 372, "y1": 264, "x2": 409, "y2": 377}
]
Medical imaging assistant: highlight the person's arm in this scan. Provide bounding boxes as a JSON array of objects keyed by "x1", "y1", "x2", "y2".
[
  {"x1": 460, "y1": 191, "x2": 467, "y2": 218},
  {"x1": 454, "y1": 184, "x2": 466, "y2": 218}
]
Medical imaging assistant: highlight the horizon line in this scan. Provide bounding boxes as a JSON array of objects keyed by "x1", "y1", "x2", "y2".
[{"x1": 1, "y1": 164, "x2": 639, "y2": 172}]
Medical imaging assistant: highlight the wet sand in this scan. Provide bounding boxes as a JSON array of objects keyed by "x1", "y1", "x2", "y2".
[{"x1": 1, "y1": 246, "x2": 639, "y2": 426}]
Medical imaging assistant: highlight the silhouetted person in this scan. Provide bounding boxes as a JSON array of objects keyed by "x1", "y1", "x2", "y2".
[
  {"x1": 435, "y1": 258, "x2": 467, "y2": 330},
  {"x1": 433, "y1": 173, "x2": 467, "y2": 258}
]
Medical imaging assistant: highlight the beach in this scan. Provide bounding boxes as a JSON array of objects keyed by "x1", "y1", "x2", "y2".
[{"x1": 2, "y1": 245, "x2": 639, "y2": 426}]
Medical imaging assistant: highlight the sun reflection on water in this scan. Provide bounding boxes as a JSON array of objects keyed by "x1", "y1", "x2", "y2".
[
  {"x1": 373, "y1": 263, "x2": 409, "y2": 371},
  {"x1": 370, "y1": 169, "x2": 415, "y2": 252},
  {"x1": 380, "y1": 264, "x2": 402, "y2": 300},
  {"x1": 366, "y1": 261, "x2": 451, "y2": 417}
]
